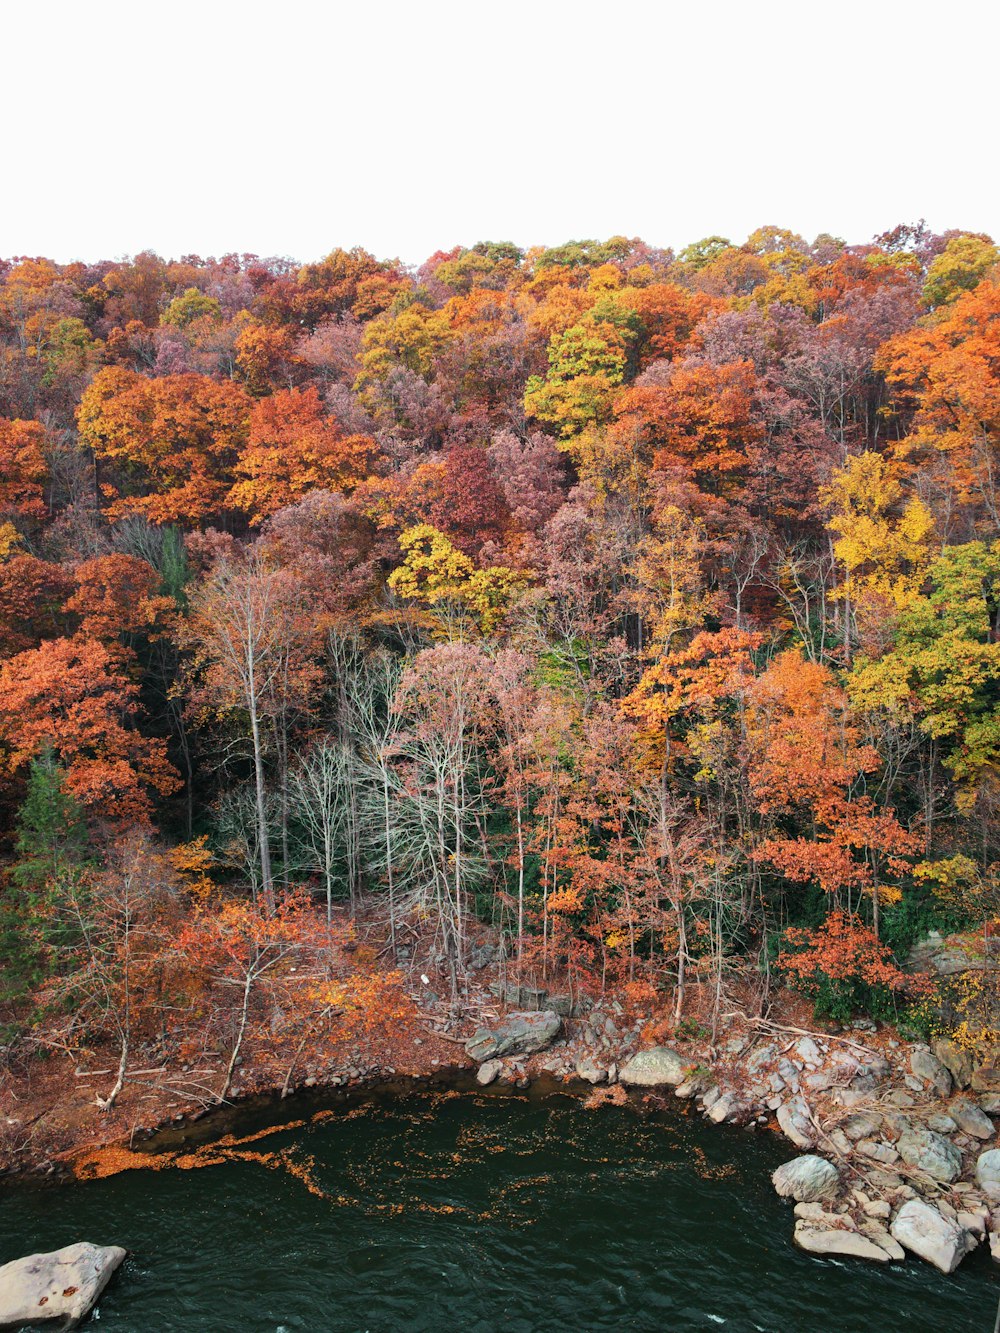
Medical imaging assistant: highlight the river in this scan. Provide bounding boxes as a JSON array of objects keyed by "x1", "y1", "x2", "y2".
[{"x1": 2, "y1": 1079, "x2": 997, "y2": 1331}]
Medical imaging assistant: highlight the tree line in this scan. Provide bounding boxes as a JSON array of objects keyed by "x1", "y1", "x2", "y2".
[{"x1": 1, "y1": 224, "x2": 999, "y2": 1106}]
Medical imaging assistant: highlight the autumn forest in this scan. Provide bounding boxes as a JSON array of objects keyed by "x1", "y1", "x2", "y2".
[{"x1": 2, "y1": 224, "x2": 999, "y2": 1117}]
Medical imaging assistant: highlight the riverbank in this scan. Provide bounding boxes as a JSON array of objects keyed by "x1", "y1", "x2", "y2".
[{"x1": 3, "y1": 960, "x2": 998, "y2": 1277}]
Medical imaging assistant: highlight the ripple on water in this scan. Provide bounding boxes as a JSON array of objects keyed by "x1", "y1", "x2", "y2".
[{"x1": 0, "y1": 1088, "x2": 996, "y2": 1332}]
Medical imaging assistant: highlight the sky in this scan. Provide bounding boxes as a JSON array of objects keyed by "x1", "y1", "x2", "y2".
[{"x1": 5, "y1": 0, "x2": 997, "y2": 268}]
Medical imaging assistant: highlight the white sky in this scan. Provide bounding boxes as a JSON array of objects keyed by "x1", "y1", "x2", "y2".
[{"x1": 5, "y1": 0, "x2": 997, "y2": 268}]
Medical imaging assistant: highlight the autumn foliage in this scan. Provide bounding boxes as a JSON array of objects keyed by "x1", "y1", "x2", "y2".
[{"x1": 1, "y1": 224, "x2": 999, "y2": 1094}]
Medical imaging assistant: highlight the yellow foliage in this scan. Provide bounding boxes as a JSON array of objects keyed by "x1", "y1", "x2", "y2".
[
  {"x1": 170, "y1": 835, "x2": 216, "y2": 901},
  {"x1": 387, "y1": 524, "x2": 527, "y2": 635},
  {"x1": 0, "y1": 521, "x2": 24, "y2": 562},
  {"x1": 823, "y1": 451, "x2": 934, "y2": 614}
]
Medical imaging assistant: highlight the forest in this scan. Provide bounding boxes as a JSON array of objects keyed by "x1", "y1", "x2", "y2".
[{"x1": 1, "y1": 222, "x2": 998, "y2": 1116}]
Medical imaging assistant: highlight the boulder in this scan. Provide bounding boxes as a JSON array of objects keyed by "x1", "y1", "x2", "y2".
[
  {"x1": 839, "y1": 1112, "x2": 882, "y2": 1142},
  {"x1": 949, "y1": 1096, "x2": 995, "y2": 1140},
  {"x1": 705, "y1": 1092, "x2": 746, "y2": 1124},
  {"x1": 979, "y1": 1093, "x2": 1000, "y2": 1115},
  {"x1": 475, "y1": 1058, "x2": 503, "y2": 1086},
  {"x1": 971, "y1": 1054, "x2": 1000, "y2": 1093},
  {"x1": 464, "y1": 1011, "x2": 561, "y2": 1062},
  {"x1": 890, "y1": 1199, "x2": 977, "y2": 1273},
  {"x1": 793, "y1": 1222, "x2": 892, "y2": 1262},
  {"x1": 975, "y1": 1148, "x2": 1000, "y2": 1196},
  {"x1": 574, "y1": 1057, "x2": 606, "y2": 1086},
  {"x1": 858, "y1": 1222, "x2": 905, "y2": 1260},
  {"x1": 910, "y1": 1046, "x2": 952, "y2": 1097},
  {"x1": 931, "y1": 1037, "x2": 974, "y2": 1089},
  {"x1": 897, "y1": 1127, "x2": 963, "y2": 1183},
  {"x1": 772, "y1": 1155, "x2": 840, "y2": 1203},
  {"x1": 776, "y1": 1096, "x2": 815, "y2": 1149},
  {"x1": 618, "y1": 1046, "x2": 688, "y2": 1088},
  {"x1": 0, "y1": 1242, "x2": 126, "y2": 1329},
  {"x1": 926, "y1": 1113, "x2": 958, "y2": 1134}
]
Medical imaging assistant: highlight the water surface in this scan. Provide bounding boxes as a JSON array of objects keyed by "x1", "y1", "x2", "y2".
[{"x1": 2, "y1": 1082, "x2": 996, "y2": 1331}]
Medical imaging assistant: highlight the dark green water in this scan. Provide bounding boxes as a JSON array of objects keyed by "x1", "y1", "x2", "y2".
[{"x1": 1, "y1": 1081, "x2": 997, "y2": 1332}]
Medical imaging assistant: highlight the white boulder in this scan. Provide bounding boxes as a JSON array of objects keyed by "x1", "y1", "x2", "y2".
[
  {"x1": 0, "y1": 1242, "x2": 126, "y2": 1329},
  {"x1": 890, "y1": 1199, "x2": 977, "y2": 1273}
]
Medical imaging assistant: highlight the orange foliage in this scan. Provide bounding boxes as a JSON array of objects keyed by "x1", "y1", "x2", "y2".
[
  {"x1": 77, "y1": 367, "x2": 251, "y2": 525},
  {"x1": 0, "y1": 635, "x2": 179, "y2": 821},
  {"x1": 229, "y1": 385, "x2": 376, "y2": 525}
]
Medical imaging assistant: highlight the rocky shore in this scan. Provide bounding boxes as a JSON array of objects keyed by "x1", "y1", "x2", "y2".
[
  {"x1": 459, "y1": 996, "x2": 1000, "y2": 1277},
  {"x1": 3, "y1": 967, "x2": 998, "y2": 1286}
]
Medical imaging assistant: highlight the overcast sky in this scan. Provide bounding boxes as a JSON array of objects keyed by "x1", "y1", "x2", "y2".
[{"x1": 6, "y1": 0, "x2": 996, "y2": 267}]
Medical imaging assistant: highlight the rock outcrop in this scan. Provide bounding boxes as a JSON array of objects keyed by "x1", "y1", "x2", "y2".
[
  {"x1": 896, "y1": 1127, "x2": 963, "y2": 1183},
  {"x1": 465, "y1": 1011, "x2": 562, "y2": 1062},
  {"x1": 0, "y1": 1242, "x2": 126, "y2": 1329},
  {"x1": 889, "y1": 1199, "x2": 977, "y2": 1273},
  {"x1": 793, "y1": 1222, "x2": 894, "y2": 1262},
  {"x1": 618, "y1": 1046, "x2": 688, "y2": 1088},
  {"x1": 772, "y1": 1155, "x2": 840, "y2": 1203}
]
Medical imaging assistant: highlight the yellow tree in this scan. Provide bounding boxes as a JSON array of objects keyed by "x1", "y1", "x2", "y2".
[
  {"x1": 387, "y1": 524, "x2": 526, "y2": 637},
  {"x1": 822, "y1": 451, "x2": 934, "y2": 654}
]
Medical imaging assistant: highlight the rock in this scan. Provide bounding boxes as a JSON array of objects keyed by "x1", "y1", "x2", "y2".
[
  {"x1": 990, "y1": 1231, "x2": 1000, "y2": 1264},
  {"x1": 468, "y1": 942, "x2": 498, "y2": 970},
  {"x1": 674, "y1": 1074, "x2": 710, "y2": 1098},
  {"x1": 950, "y1": 1096, "x2": 995, "y2": 1139},
  {"x1": 979, "y1": 1093, "x2": 1000, "y2": 1115},
  {"x1": 772, "y1": 1155, "x2": 840, "y2": 1203},
  {"x1": 851, "y1": 1018, "x2": 877, "y2": 1032},
  {"x1": 746, "y1": 1043, "x2": 777, "y2": 1076},
  {"x1": 862, "y1": 1199, "x2": 892, "y2": 1220},
  {"x1": 897, "y1": 1127, "x2": 963, "y2": 1183},
  {"x1": 706, "y1": 1092, "x2": 745, "y2": 1124},
  {"x1": 464, "y1": 1011, "x2": 562, "y2": 1062},
  {"x1": 956, "y1": 1209, "x2": 989, "y2": 1238},
  {"x1": 777, "y1": 1096, "x2": 815, "y2": 1149},
  {"x1": 701, "y1": 1085, "x2": 721, "y2": 1111},
  {"x1": 777, "y1": 1058, "x2": 800, "y2": 1087},
  {"x1": 803, "y1": 1071, "x2": 835, "y2": 1092},
  {"x1": 476, "y1": 1058, "x2": 503, "y2": 1086},
  {"x1": 890, "y1": 1199, "x2": 977, "y2": 1273},
  {"x1": 840, "y1": 1112, "x2": 882, "y2": 1142},
  {"x1": 931, "y1": 1037, "x2": 974, "y2": 1089},
  {"x1": 971, "y1": 1054, "x2": 1000, "y2": 1093},
  {"x1": 858, "y1": 1222, "x2": 906, "y2": 1260},
  {"x1": 926, "y1": 1113, "x2": 958, "y2": 1134},
  {"x1": 793, "y1": 1222, "x2": 892, "y2": 1262},
  {"x1": 795, "y1": 1037, "x2": 823, "y2": 1066},
  {"x1": 793, "y1": 1201, "x2": 831, "y2": 1220},
  {"x1": 575, "y1": 1057, "x2": 606, "y2": 1086},
  {"x1": 886, "y1": 1091, "x2": 915, "y2": 1109},
  {"x1": 0, "y1": 1242, "x2": 126, "y2": 1329},
  {"x1": 856, "y1": 1139, "x2": 899, "y2": 1165},
  {"x1": 975, "y1": 1148, "x2": 1000, "y2": 1195},
  {"x1": 618, "y1": 1046, "x2": 688, "y2": 1088},
  {"x1": 831, "y1": 1087, "x2": 868, "y2": 1109},
  {"x1": 910, "y1": 1046, "x2": 953, "y2": 1097},
  {"x1": 828, "y1": 1129, "x2": 853, "y2": 1156}
]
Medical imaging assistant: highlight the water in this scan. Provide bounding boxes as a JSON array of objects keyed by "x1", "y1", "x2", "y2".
[{"x1": 1, "y1": 1080, "x2": 996, "y2": 1332}]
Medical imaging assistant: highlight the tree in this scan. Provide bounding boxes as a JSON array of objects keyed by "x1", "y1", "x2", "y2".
[
  {"x1": 229, "y1": 385, "x2": 376, "y2": 525},
  {"x1": 876, "y1": 281, "x2": 1000, "y2": 536},
  {"x1": 77, "y1": 367, "x2": 251, "y2": 525},
  {"x1": 185, "y1": 549, "x2": 321, "y2": 909},
  {"x1": 0, "y1": 636, "x2": 179, "y2": 823},
  {"x1": 0, "y1": 417, "x2": 47, "y2": 524}
]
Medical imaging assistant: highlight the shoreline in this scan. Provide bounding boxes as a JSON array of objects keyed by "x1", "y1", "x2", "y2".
[{"x1": 2, "y1": 982, "x2": 997, "y2": 1276}]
